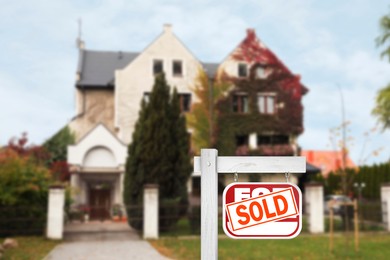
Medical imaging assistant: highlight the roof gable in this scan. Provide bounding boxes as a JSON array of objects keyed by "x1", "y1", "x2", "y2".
[
  {"x1": 67, "y1": 123, "x2": 127, "y2": 166},
  {"x1": 222, "y1": 29, "x2": 308, "y2": 97}
]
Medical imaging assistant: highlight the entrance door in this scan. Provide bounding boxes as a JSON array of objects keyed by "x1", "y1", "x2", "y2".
[{"x1": 89, "y1": 188, "x2": 111, "y2": 220}]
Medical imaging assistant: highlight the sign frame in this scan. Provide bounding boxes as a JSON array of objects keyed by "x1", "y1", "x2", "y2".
[
  {"x1": 222, "y1": 182, "x2": 302, "y2": 239},
  {"x1": 194, "y1": 149, "x2": 306, "y2": 260}
]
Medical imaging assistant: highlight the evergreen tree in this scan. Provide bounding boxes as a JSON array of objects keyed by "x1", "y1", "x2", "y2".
[
  {"x1": 170, "y1": 88, "x2": 192, "y2": 206},
  {"x1": 124, "y1": 74, "x2": 192, "y2": 230}
]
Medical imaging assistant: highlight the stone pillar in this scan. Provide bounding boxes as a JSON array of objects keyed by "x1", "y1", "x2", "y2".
[
  {"x1": 381, "y1": 183, "x2": 390, "y2": 231},
  {"x1": 47, "y1": 186, "x2": 65, "y2": 240},
  {"x1": 143, "y1": 184, "x2": 159, "y2": 239},
  {"x1": 304, "y1": 183, "x2": 324, "y2": 233},
  {"x1": 70, "y1": 173, "x2": 80, "y2": 204},
  {"x1": 249, "y1": 133, "x2": 257, "y2": 150}
]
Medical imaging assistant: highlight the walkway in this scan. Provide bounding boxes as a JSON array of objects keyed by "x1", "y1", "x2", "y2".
[{"x1": 44, "y1": 221, "x2": 170, "y2": 260}]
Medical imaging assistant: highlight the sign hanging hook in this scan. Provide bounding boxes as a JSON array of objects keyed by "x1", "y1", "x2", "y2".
[
  {"x1": 285, "y1": 172, "x2": 290, "y2": 183},
  {"x1": 234, "y1": 172, "x2": 239, "y2": 182}
]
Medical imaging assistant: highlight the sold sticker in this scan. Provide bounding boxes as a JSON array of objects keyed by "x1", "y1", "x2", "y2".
[{"x1": 223, "y1": 182, "x2": 302, "y2": 239}]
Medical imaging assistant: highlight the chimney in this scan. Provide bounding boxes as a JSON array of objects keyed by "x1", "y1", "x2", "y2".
[
  {"x1": 163, "y1": 24, "x2": 172, "y2": 33},
  {"x1": 246, "y1": 28, "x2": 256, "y2": 37},
  {"x1": 76, "y1": 38, "x2": 85, "y2": 49}
]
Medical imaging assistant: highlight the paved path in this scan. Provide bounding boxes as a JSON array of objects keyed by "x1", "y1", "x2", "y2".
[
  {"x1": 45, "y1": 240, "x2": 170, "y2": 260},
  {"x1": 45, "y1": 221, "x2": 170, "y2": 260}
]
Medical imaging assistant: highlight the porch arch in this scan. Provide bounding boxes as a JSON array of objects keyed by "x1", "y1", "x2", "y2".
[{"x1": 82, "y1": 146, "x2": 117, "y2": 168}]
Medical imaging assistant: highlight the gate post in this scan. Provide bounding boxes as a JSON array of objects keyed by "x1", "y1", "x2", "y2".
[
  {"x1": 305, "y1": 182, "x2": 324, "y2": 233},
  {"x1": 46, "y1": 186, "x2": 65, "y2": 240},
  {"x1": 143, "y1": 184, "x2": 159, "y2": 239},
  {"x1": 381, "y1": 183, "x2": 390, "y2": 231}
]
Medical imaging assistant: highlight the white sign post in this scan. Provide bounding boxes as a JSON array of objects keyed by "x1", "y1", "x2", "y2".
[{"x1": 194, "y1": 149, "x2": 306, "y2": 260}]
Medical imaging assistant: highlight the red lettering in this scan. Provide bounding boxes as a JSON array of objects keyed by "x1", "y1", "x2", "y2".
[
  {"x1": 236, "y1": 205, "x2": 250, "y2": 225},
  {"x1": 273, "y1": 195, "x2": 288, "y2": 215},
  {"x1": 249, "y1": 201, "x2": 263, "y2": 221},
  {"x1": 262, "y1": 199, "x2": 276, "y2": 218}
]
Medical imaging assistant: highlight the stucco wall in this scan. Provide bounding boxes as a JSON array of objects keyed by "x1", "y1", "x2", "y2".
[
  {"x1": 69, "y1": 89, "x2": 115, "y2": 142},
  {"x1": 115, "y1": 25, "x2": 202, "y2": 144}
]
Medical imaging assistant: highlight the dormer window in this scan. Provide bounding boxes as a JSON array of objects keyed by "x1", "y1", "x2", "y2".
[
  {"x1": 238, "y1": 63, "x2": 248, "y2": 77},
  {"x1": 173, "y1": 60, "x2": 183, "y2": 76},
  {"x1": 233, "y1": 93, "x2": 249, "y2": 113},
  {"x1": 258, "y1": 93, "x2": 276, "y2": 114},
  {"x1": 153, "y1": 59, "x2": 163, "y2": 75}
]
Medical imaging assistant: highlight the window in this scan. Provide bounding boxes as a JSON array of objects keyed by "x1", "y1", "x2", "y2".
[
  {"x1": 236, "y1": 135, "x2": 249, "y2": 146},
  {"x1": 153, "y1": 59, "x2": 163, "y2": 75},
  {"x1": 143, "y1": 92, "x2": 151, "y2": 103},
  {"x1": 233, "y1": 94, "x2": 249, "y2": 113},
  {"x1": 255, "y1": 66, "x2": 266, "y2": 79},
  {"x1": 173, "y1": 60, "x2": 183, "y2": 76},
  {"x1": 238, "y1": 63, "x2": 248, "y2": 77},
  {"x1": 178, "y1": 93, "x2": 191, "y2": 112},
  {"x1": 258, "y1": 135, "x2": 289, "y2": 145},
  {"x1": 258, "y1": 93, "x2": 276, "y2": 114}
]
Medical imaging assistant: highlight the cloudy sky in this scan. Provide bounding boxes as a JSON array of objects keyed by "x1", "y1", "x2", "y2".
[{"x1": 1, "y1": 0, "x2": 390, "y2": 165}]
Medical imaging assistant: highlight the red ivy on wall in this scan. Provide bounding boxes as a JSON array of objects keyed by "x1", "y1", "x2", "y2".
[{"x1": 232, "y1": 29, "x2": 306, "y2": 99}]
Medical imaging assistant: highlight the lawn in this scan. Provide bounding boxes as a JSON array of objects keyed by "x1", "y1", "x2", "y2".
[
  {"x1": 0, "y1": 237, "x2": 59, "y2": 260},
  {"x1": 151, "y1": 233, "x2": 390, "y2": 259}
]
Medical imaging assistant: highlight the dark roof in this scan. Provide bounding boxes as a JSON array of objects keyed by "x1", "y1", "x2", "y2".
[
  {"x1": 202, "y1": 63, "x2": 219, "y2": 78},
  {"x1": 76, "y1": 49, "x2": 219, "y2": 88},
  {"x1": 306, "y1": 162, "x2": 321, "y2": 174},
  {"x1": 76, "y1": 50, "x2": 139, "y2": 88}
]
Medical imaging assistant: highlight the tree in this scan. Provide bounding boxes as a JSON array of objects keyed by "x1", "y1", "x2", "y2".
[
  {"x1": 124, "y1": 73, "x2": 192, "y2": 230},
  {"x1": 372, "y1": 84, "x2": 390, "y2": 130},
  {"x1": 43, "y1": 126, "x2": 75, "y2": 164},
  {"x1": 186, "y1": 68, "x2": 229, "y2": 152},
  {"x1": 0, "y1": 134, "x2": 51, "y2": 236},
  {"x1": 374, "y1": 12, "x2": 390, "y2": 130},
  {"x1": 377, "y1": 12, "x2": 390, "y2": 61}
]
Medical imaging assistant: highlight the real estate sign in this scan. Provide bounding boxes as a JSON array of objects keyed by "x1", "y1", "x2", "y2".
[{"x1": 223, "y1": 182, "x2": 302, "y2": 239}]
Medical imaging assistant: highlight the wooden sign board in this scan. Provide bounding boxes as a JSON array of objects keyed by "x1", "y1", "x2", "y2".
[{"x1": 223, "y1": 182, "x2": 302, "y2": 239}]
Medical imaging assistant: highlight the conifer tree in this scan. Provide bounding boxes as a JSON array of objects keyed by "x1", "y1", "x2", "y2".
[
  {"x1": 170, "y1": 88, "x2": 192, "y2": 206},
  {"x1": 124, "y1": 74, "x2": 191, "y2": 230}
]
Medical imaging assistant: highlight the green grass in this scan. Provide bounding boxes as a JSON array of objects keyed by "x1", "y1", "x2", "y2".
[
  {"x1": 161, "y1": 216, "x2": 309, "y2": 237},
  {"x1": 151, "y1": 233, "x2": 390, "y2": 260},
  {"x1": 0, "y1": 236, "x2": 59, "y2": 260}
]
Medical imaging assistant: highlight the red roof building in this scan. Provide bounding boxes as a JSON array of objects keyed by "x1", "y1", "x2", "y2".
[{"x1": 301, "y1": 150, "x2": 356, "y2": 177}]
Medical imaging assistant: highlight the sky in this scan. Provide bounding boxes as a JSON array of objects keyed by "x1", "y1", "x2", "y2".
[{"x1": 1, "y1": 0, "x2": 390, "y2": 165}]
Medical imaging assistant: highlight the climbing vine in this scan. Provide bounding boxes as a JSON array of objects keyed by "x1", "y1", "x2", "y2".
[{"x1": 215, "y1": 29, "x2": 306, "y2": 156}]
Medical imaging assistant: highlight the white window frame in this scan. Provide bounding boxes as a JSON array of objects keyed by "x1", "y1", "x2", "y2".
[{"x1": 258, "y1": 92, "x2": 277, "y2": 115}]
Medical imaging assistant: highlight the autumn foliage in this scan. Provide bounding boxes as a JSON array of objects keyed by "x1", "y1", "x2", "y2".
[{"x1": 232, "y1": 29, "x2": 306, "y2": 100}]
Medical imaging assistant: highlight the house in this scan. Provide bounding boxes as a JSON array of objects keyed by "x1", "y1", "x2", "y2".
[
  {"x1": 66, "y1": 25, "x2": 309, "y2": 219},
  {"x1": 301, "y1": 150, "x2": 356, "y2": 178}
]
